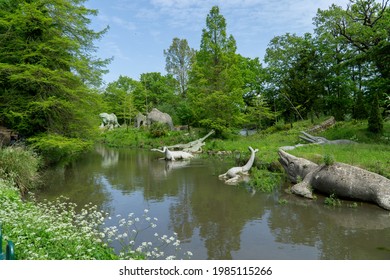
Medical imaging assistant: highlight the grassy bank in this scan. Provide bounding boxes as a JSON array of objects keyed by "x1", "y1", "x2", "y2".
[
  {"x1": 99, "y1": 118, "x2": 390, "y2": 181},
  {"x1": 0, "y1": 146, "x2": 190, "y2": 260},
  {"x1": 0, "y1": 146, "x2": 117, "y2": 259}
]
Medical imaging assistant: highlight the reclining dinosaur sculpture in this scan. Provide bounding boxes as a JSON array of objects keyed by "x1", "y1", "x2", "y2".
[
  {"x1": 278, "y1": 149, "x2": 390, "y2": 210},
  {"x1": 151, "y1": 146, "x2": 193, "y2": 161}
]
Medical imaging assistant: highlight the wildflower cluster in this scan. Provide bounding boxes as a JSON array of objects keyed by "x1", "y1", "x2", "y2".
[
  {"x1": 104, "y1": 209, "x2": 192, "y2": 260},
  {"x1": 1, "y1": 178, "x2": 192, "y2": 260},
  {"x1": 0, "y1": 182, "x2": 116, "y2": 260}
]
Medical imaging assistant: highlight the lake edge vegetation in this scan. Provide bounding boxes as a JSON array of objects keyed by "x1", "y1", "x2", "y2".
[{"x1": 1, "y1": 0, "x2": 389, "y2": 259}]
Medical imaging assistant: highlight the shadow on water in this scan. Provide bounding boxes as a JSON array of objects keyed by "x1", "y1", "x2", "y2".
[{"x1": 38, "y1": 145, "x2": 390, "y2": 260}]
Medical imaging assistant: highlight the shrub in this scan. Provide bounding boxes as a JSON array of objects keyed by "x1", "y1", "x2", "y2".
[
  {"x1": 0, "y1": 147, "x2": 41, "y2": 194},
  {"x1": 323, "y1": 154, "x2": 335, "y2": 166},
  {"x1": 148, "y1": 122, "x2": 170, "y2": 138},
  {"x1": 28, "y1": 133, "x2": 92, "y2": 165}
]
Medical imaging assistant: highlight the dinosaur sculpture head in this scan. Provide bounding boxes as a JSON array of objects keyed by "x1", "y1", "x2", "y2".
[{"x1": 278, "y1": 149, "x2": 318, "y2": 183}]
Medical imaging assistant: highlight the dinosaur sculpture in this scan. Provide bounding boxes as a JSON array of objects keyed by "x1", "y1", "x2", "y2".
[
  {"x1": 280, "y1": 131, "x2": 356, "y2": 151},
  {"x1": 278, "y1": 149, "x2": 390, "y2": 210},
  {"x1": 135, "y1": 112, "x2": 146, "y2": 128},
  {"x1": 146, "y1": 108, "x2": 174, "y2": 130},
  {"x1": 167, "y1": 130, "x2": 215, "y2": 153},
  {"x1": 299, "y1": 131, "x2": 356, "y2": 145},
  {"x1": 99, "y1": 113, "x2": 120, "y2": 130},
  {"x1": 151, "y1": 146, "x2": 193, "y2": 161},
  {"x1": 219, "y1": 146, "x2": 258, "y2": 185}
]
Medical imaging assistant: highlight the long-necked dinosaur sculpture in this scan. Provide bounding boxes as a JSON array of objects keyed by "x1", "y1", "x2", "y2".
[{"x1": 219, "y1": 146, "x2": 258, "y2": 185}]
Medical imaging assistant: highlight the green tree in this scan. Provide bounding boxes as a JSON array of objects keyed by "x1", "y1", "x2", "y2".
[
  {"x1": 264, "y1": 33, "x2": 325, "y2": 123},
  {"x1": 104, "y1": 76, "x2": 139, "y2": 127},
  {"x1": 314, "y1": 0, "x2": 389, "y2": 131},
  {"x1": 188, "y1": 6, "x2": 245, "y2": 136},
  {"x1": 0, "y1": 0, "x2": 110, "y2": 138},
  {"x1": 164, "y1": 38, "x2": 195, "y2": 97}
]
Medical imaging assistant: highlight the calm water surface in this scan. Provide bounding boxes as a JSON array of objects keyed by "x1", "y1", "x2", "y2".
[{"x1": 39, "y1": 145, "x2": 390, "y2": 260}]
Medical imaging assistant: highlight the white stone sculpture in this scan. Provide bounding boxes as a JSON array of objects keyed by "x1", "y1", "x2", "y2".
[{"x1": 219, "y1": 146, "x2": 259, "y2": 184}]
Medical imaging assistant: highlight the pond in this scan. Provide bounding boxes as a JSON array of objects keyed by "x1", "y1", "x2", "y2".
[{"x1": 38, "y1": 145, "x2": 390, "y2": 260}]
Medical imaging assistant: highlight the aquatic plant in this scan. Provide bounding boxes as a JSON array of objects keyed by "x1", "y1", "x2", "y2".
[{"x1": 324, "y1": 193, "x2": 342, "y2": 207}]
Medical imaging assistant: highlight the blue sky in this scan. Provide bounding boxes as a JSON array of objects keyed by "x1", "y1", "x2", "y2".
[{"x1": 85, "y1": 0, "x2": 350, "y2": 85}]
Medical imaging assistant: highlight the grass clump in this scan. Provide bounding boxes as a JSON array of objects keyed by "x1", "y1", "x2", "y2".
[
  {"x1": 324, "y1": 193, "x2": 342, "y2": 207},
  {"x1": 249, "y1": 168, "x2": 283, "y2": 193},
  {"x1": 0, "y1": 146, "x2": 41, "y2": 194}
]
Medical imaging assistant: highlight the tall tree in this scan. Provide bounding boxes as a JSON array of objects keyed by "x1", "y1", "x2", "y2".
[
  {"x1": 104, "y1": 76, "x2": 139, "y2": 126},
  {"x1": 0, "y1": 0, "x2": 110, "y2": 137},
  {"x1": 164, "y1": 38, "x2": 194, "y2": 97},
  {"x1": 314, "y1": 0, "x2": 389, "y2": 131},
  {"x1": 264, "y1": 33, "x2": 324, "y2": 122},
  {"x1": 188, "y1": 6, "x2": 245, "y2": 135}
]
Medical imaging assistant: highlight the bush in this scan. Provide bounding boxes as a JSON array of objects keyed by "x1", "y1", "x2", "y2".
[
  {"x1": 0, "y1": 147, "x2": 41, "y2": 194},
  {"x1": 148, "y1": 122, "x2": 170, "y2": 138},
  {"x1": 28, "y1": 133, "x2": 93, "y2": 165},
  {"x1": 249, "y1": 168, "x2": 282, "y2": 193}
]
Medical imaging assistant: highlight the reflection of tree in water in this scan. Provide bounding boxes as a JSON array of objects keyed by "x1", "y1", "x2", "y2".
[
  {"x1": 268, "y1": 192, "x2": 390, "y2": 259},
  {"x1": 169, "y1": 161, "x2": 267, "y2": 259},
  {"x1": 169, "y1": 181, "x2": 195, "y2": 242},
  {"x1": 40, "y1": 150, "x2": 113, "y2": 212}
]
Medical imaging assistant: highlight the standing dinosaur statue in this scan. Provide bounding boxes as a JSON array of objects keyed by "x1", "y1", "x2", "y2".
[{"x1": 219, "y1": 146, "x2": 259, "y2": 185}]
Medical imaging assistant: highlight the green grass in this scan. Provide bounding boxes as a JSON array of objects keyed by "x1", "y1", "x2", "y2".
[{"x1": 98, "y1": 118, "x2": 390, "y2": 181}]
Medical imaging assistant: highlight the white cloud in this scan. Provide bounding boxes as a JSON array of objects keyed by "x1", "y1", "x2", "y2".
[{"x1": 112, "y1": 16, "x2": 137, "y2": 31}]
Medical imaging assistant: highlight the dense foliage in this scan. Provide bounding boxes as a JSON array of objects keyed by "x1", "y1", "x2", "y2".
[
  {"x1": 0, "y1": 0, "x2": 108, "y2": 161},
  {"x1": 103, "y1": 1, "x2": 389, "y2": 138}
]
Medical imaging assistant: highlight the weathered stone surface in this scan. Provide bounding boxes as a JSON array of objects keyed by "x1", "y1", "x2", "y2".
[
  {"x1": 278, "y1": 149, "x2": 318, "y2": 183},
  {"x1": 278, "y1": 149, "x2": 390, "y2": 210},
  {"x1": 146, "y1": 108, "x2": 174, "y2": 130}
]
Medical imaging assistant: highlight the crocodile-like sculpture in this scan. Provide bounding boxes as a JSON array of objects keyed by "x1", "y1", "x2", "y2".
[
  {"x1": 219, "y1": 146, "x2": 258, "y2": 185},
  {"x1": 278, "y1": 149, "x2": 390, "y2": 210}
]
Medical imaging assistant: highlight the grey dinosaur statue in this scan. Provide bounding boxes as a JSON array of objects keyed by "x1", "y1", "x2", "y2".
[
  {"x1": 146, "y1": 108, "x2": 174, "y2": 130},
  {"x1": 135, "y1": 112, "x2": 146, "y2": 128},
  {"x1": 219, "y1": 146, "x2": 258, "y2": 185},
  {"x1": 299, "y1": 131, "x2": 356, "y2": 145},
  {"x1": 278, "y1": 149, "x2": 390, "y2": 210},
  {"x1": 99, "y1": 113, "x2": 120, "y2": 129}
]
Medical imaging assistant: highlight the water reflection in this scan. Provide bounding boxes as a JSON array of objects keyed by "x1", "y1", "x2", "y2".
[{"x1": 39, "y1": 146, "x2": 390, "y2": 260}]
